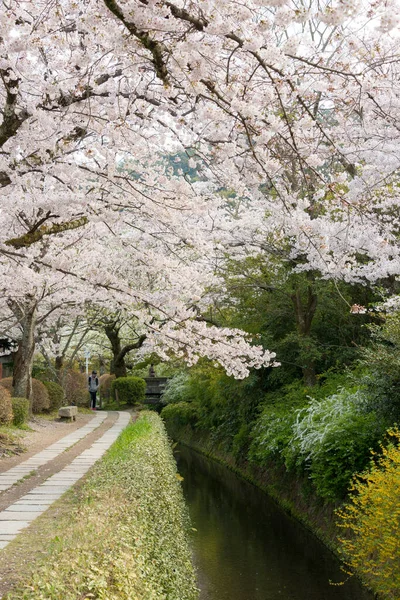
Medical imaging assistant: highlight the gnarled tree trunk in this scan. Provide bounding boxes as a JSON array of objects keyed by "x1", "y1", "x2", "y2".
[
  {"x1": 105, "y1": 322, "x2": 127, "y2": 378},
  {"x1": 104, "y1": 320, "x2": 146, "y2": 378},
  {"x1": 8, "y1": 296, "x2": 37, "y2": 406}
]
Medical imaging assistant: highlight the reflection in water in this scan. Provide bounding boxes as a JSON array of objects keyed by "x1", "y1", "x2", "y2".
[{"x1": 175, "y1": 445, "x2": 373, "y2": 600}]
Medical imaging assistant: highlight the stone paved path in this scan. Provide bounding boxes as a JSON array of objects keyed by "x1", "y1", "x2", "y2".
[
  {"x1": 0, "y1": 411, "x2": 131, "y2": 549},
  {"x1": 0, "y1": 412, "x2": 107, "y2": 492}
]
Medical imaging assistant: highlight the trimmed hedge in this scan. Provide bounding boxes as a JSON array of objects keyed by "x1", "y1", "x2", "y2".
[
  {"x1": 31, "y1": 379, "x2": 50, "y2": 413},
  {"x1": 43, "y1": 381, "x2": 64, "y2": 411},
  {"x1": 0, "y1": 377, "x2": 50, "y2": 414},
  {"x1": 111, "y1": 376, "x2": 146, "y2": 406},
  {"x1": 7, "y1": 412, "x2": 198, "y2": 600},
  {"x1": 12, "y1": 398, "x2": 29, "y2": 427},
  {"x1": 0, "y1": 385, "x2": 13, "y2": 425}
]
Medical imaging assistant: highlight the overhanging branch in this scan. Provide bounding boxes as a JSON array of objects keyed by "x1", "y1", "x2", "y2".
[{"x1": 5, "y1": 216, "x2": 88, "y2": 249}]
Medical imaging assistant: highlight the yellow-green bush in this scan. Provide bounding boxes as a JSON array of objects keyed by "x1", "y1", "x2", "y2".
[
  {"x1": 0, "y1": 385, "x2": 13, "y2": 425},
  {"x1": 337, "y1": 429, "x2": 400, "y2": 598},
  {"x1": 161, "y1": 401, "x2": 199, "y2": 427},
  {"x1": 43, "y1": 381, "x2": 64, "y2": 411},
  {"x1": 111, "y1": 376, "x2": 146, "y2": 406},
  {"x1": 12, "y1": 398, "x2": 29, "y2": 427}
]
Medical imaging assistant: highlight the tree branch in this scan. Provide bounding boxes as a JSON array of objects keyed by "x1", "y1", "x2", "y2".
[
  {"x1": 5, "y1": 216, "x2": 88, "y2": 249},
  {"x1": 103, "y1": 0, "x2": 169, "y2": 84},
  {"x1": 117, "y1": 334, "x2": 147, "y2": 362}
]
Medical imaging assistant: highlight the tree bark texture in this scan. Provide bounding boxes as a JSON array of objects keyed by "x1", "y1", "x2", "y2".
[
  {"x1": 9, "y1": 296, "x2": 37, "y2": 405},
  {"x1": 104, "y1": 321, "x2": 146, "y2": 379},
  {"x1": 291, "y1": 285, "x2": 318, "y2": 387},
  {"x1": 105, "y1": 323, "x2": 127, "y2": 378}
]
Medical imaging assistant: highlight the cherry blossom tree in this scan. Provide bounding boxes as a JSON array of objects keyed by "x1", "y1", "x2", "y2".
[{"x1": 2, "y1": 0, "x2": 400, "y2": 398}]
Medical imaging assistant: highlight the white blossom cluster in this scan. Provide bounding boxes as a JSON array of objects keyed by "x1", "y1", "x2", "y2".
[{"x1": 1, "y1": 0, "x2": 400, "y2": 381}]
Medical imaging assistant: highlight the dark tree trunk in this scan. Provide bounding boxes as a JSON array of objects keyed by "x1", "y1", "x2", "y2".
[
  {"x1": 291, "y1": 285, "x2": 318, "y2": 387},
  {"x1": 55, "y1": 354, "x2": 64, "y2": 382},
  {"x1": 104, "y1": 321, "x2": 146, "y2": 379},
  {"x1": 105, "y1": 323, "x2": 127, "y2": 378},
  {"x1": 9, "y1": 296, "x2": 37, "y2": 407},
  {"x1": 113, "y1": 356, "x2": 127, "y2": 378}
]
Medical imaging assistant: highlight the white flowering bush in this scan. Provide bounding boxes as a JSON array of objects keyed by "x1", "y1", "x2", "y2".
[
  {"x1": 286, "y1": 389, "x2": 385, "y2": 500},
  {"x1": 8, "y1": 412, "x2": 198, "y2": 600},
  {"x1": 249, "y1": 403, "x2": 299, "y2": 463},
  {"x1": 162, "y1": 372, "x2": 193, "y2": 404}
]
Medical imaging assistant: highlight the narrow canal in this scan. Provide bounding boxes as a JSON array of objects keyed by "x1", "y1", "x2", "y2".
[{"x1": 175, "y1": 444, "x2": 373, "y2": 600}]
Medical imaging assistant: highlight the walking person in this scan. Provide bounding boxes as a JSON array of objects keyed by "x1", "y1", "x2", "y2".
[{"x1": 88, "y1": 370, "x2": 99, "y2": 410}]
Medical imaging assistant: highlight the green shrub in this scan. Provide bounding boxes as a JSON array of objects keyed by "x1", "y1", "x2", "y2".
[
  {"x1": 111, "y1": 376, "x2": 145, "y2": 406},
  {"x1": 162, "y1": 372, "x2": 192, "y2": 404},
  {"x1": 0, "y1": 377, "x2": 50, "y2": 413},
  {"x1": 0, "y1": 385, "x2": 13, "y2": 425},
  {"x1": 249, "y1": 402, "x2": 299, "y2": 465},
  {"x1": 232, "y1": 424, "x2": 252, "y2": 460},
  {"x1": 161, "y1": 401, "x2": 199, "y2": 427},
  {"x1": 43, "y1": 381, "x2": 64, "y2": 411},
  {"x1": 12, "y1": 397, "x2": 29, "y2": 427},
  {"x1": 286, "y1": 389, "x2": 386, "y2": 499},
  {"x1": 249, "y1": 380, "x2": 311, "y2": 466}
]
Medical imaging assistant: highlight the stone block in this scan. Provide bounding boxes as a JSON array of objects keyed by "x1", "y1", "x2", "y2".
[{"x1": 58, "y1": 406, "x2": 78, "y2": 421}]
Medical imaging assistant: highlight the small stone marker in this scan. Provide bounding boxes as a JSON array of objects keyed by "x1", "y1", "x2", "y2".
[{"x1": 58, "y1": 406, "x2": 78, "y2": 421}]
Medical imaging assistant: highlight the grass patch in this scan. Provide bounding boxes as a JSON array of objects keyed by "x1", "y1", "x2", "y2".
[
  {"x1": 78, "y1": 406, "x2": 94, "y2": 414},
  {"x1": 5, "y1": 411, "x2": 198, "y2": 600},
  {"x1": 0, "y1": 426, "x2": 26, "y2": 457},
  {"x1": 36, "y1": 410, "x2": 61, "y2": 421},
  {"x1": 14, "y1": 470, "x2": 37, "y2": 485}
]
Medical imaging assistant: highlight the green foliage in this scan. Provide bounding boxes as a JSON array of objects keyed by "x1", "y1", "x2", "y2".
[
  {"x1": 7, "y1": 412, "x2": 198, "y2": 600},
  {"x1": 249, "y1": 381, "x2": 309, "y2": 465},
  {"x1": 162, "y1": 372, "x2": 192, "y2": 404},
  {"x1": 356, "y1": 312, "x2": 400, "y2": 420},
  {"x1": 111, "y1": 376, "x2": 146, "y2": 406},
  {"x1": 11, "y1": 397, "x2": 29, "y2": 427},
  {"x1": 337, "y1": 429, "x2": 400, "y2": 598},
  {"x1": 42, "y1": 381, "x2": 64, "y2": 411},
  {"x1": 249, "y1": 374, "x2": 349, "y2": 465},
  {"x1": 161, "y1": 401, "x2": 199, "y2": 428},
  {"x1": 231, "y1": 424, "x2": 252, "y2": 460},
  {"x1": 0, "y1": 385, "x2": 13, "y2": 425},
  {"x1": 183, "y1": 363, "x2": 264, "y2": 452},
  {"x1": 286, "y1": 389, "x2": 386, "y2": 499},
  {"x1": 219, "y1": 263, "x2": 375, "y2": 386}
]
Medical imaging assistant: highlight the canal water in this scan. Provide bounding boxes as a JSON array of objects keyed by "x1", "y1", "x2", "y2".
[{"x1": 175, "y1": 444, "x2": 373, "y2": 600}]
